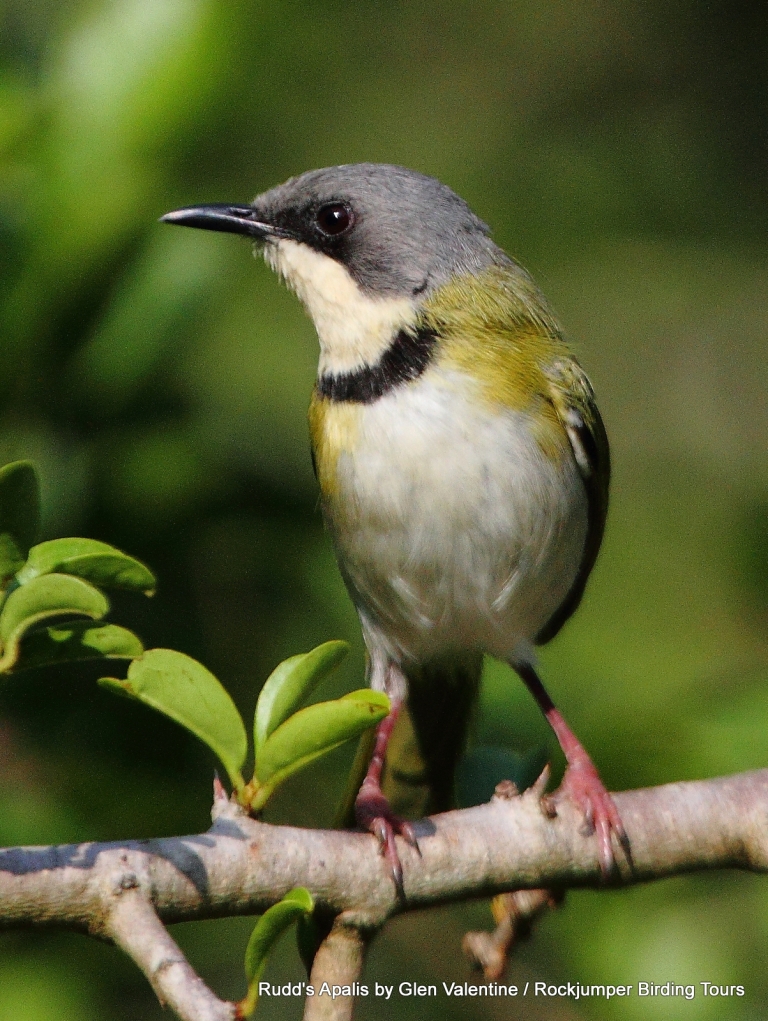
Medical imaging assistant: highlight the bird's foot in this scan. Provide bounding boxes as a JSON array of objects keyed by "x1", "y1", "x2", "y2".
[
  {"x1": 355, "y1": 780, "x2": 418, "y2": 895},
  {"x1": 554, "y1": 753, "x2": 628, "y2": 877},
  {"x1": 513, "y1": 662, "x2": 630, "y2": 876}
]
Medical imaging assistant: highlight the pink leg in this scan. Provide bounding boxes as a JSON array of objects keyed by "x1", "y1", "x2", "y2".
[
  {"x1": 515, "y1": 663, "x2": 628, "y2": 875},
  {"x1": 354, "y1": 699, "x2": 418, "y2": 893}
]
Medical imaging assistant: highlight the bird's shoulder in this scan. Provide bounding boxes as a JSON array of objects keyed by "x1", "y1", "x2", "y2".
[
  {"x1": 421, "y1": 266, "x2": 607, "y2": 472},
  {"x1": 421, "y1": 265, "x2": 569, "y2": 414}
]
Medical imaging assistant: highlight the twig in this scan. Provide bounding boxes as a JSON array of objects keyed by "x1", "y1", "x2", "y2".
[
  {"x1": 303, "y1": 922, "x2": 371, "y2": 1021},
  {"x1": 462, "y1": 889, "x2": 563, "y2": 979},
  {"x1": 105, "y1": 872, "x2": 235, "y2": 1021}
]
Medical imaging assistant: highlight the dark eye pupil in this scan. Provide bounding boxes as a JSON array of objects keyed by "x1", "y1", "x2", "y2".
[{"x1": 317, "y1": 203, "x2": 351, "y2": 236}]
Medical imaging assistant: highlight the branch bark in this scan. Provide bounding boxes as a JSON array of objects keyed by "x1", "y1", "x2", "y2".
[
  {"x1": 303, "y1": 922, "x2": 371, "y2": 1021},
  {"x1": 2, "y1": 769, "x2": 766, "y2": 933},
  {"x1": 0, "y1": 769, "x2": 766, "y2": 1019},
  {"x1": 106, "y1": 881, "x2": 235, "y2": 1021}
]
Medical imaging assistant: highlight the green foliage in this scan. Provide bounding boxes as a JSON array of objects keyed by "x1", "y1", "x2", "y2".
[
  {"x1": 100, "y1": 640, "x2": 388, "y2": 813},
  {"x1": 17, "y1": 539, "x2": 156, "y2": 594},
  {"x1": 0, "y1": 575, "x2": 109, "y2": 673},
  {"x1": 250, "y1": 688, "x2": 390, "y2": 812},
  {"x1": 0, "y1": 462, "x2": 40, "y2": 584},
  {"x1": 0, "y1": 457, "x2": 387, "y2": 815},
  {"x1": 253, "y1": 640, "x2": 349, "y2": 754},
  {"x1": 99, "y1": 649, "x2": 249, "y2": 793},
  {"x1": 239, "y1": 887, "x2": 314, "y2": 1018},
  {"x1": 11, "y1": 624, "x2": 144, "y2": 672},
  {"x1": 0, "y1": 457, "x2": 386, "y2": 1016},
  {"x1": 0, "y1": 462, "x2": 150, "y2": 675}
]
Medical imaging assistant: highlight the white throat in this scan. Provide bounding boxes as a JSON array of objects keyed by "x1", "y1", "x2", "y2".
[{"x1": 263, "y1": 239, "x2": 416, "y2": 376}]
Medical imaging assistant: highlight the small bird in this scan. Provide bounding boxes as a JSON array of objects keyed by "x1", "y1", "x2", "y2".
[{"x1": 162, "y1": 164, "x2": 626, "y2": 883}]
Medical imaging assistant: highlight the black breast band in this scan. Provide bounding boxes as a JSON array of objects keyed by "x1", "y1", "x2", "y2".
[{"x1": 316, "y1": 324, "x2": 438, "y2": 403}]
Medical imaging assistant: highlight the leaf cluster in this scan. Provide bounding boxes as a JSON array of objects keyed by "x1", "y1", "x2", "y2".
[
  {"x1": 0, "y1": 459, "x2": 393, "y2": 1009},
  {"x1": 1, "y1": 459, "x2": 388, "y2": 811},
  {"x1": 0, "y1": 461, "x2": 152, "y2": 674}
]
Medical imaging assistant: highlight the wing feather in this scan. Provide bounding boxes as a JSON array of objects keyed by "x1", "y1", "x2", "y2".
[{"x1": 535, "y1": 358, "x2": 610, "y2": 644}]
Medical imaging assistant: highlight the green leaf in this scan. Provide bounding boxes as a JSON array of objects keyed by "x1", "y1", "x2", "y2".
[
  {"x1": 17, "y1": 538, "x2": 156, "y2": 594},
  {"x1": 11, "y1": 622, "x2": 143, "y2": 672},
  {"x1": 251, "y1": 690, "x2": 389, "y2": 809},
  {"x1": 99, "y1": 648, "x2": 247, "y2": 791},
  {"x1": 455, "y1": 745, "x2": 550, "y2": 808},
  {"x1": 0, "y1": 461, "x2": 40, "y2": 581},
  {"x1": 254, "y1": 640, "x2": 349, "y2": 755},
  {"x1": 98, "y1": 676, "x2": 139, "y2": 702},
  {"x1": 0, "y1": 573, "x2": 109, "y2": 672},
  {"x1": 240, "y1": 888, "x2": 314, "y2": 1017}
]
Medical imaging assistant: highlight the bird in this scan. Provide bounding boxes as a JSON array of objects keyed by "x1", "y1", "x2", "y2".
[{"x1": 161, "y1": 163, "x2": 626, "y2": 885}]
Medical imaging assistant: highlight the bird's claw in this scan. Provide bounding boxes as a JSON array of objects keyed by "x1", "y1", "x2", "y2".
[
  {"x1": 355, "y1": 785, "x2": 418, "y2": 895},
  {"x1": 556, "y1": 757, "x2": 629, "y2": 877}
]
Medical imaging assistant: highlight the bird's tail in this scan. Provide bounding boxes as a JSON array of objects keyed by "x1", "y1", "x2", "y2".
[
  {"x1": 336, "y1": 653, "x2": 483, "y2": 827},
  {"x1": 384, "y1": 653, "x2": 483, "y2": 817}
]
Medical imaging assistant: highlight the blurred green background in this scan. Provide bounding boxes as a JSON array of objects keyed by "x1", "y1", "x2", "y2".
[{"x1": 1, "y1": 0, "x2": 767, "y2": 1018}]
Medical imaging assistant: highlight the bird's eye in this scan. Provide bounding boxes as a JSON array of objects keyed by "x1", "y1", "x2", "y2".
[{"x1": 315, "y1": 203, "x2": 353, "y2": 236}]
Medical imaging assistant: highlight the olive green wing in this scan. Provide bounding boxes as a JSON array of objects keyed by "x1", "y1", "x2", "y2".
[{"x1": 535, "y1": 358, "x2": 610, "y2": 644}]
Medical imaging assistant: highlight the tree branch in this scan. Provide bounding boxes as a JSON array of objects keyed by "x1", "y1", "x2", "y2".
[
  {"x1": 2, "y1": 769, "x2": 766, "y2": 934},
  {"x1": 1, "y1": 769, "x2": 766, "y2": 1020}
]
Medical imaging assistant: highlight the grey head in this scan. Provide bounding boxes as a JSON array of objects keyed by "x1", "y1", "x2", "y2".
[{"x1": 162, "y1": 163, "x2": 512, "y2": 298}]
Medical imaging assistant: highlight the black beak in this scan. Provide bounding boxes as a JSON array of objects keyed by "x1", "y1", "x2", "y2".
[{"x1": 160, "y1": 204, "x2": 290, "y2": 240}]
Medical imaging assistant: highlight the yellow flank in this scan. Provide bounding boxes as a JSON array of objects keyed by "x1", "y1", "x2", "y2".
[
  {"x1": 308, "y1": 393, "x2": 360, "y2": 500},
  {"x1": 421, "y1": 267, "x2": 562, "y2": 403},
  {"x1": 420, "y1": 266, "x2": 574, "y2": 461}
]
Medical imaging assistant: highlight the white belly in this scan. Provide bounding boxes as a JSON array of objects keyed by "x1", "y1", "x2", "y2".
[{"x1": 324, "y1": 370, "x2": 589, "y2": 665}]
